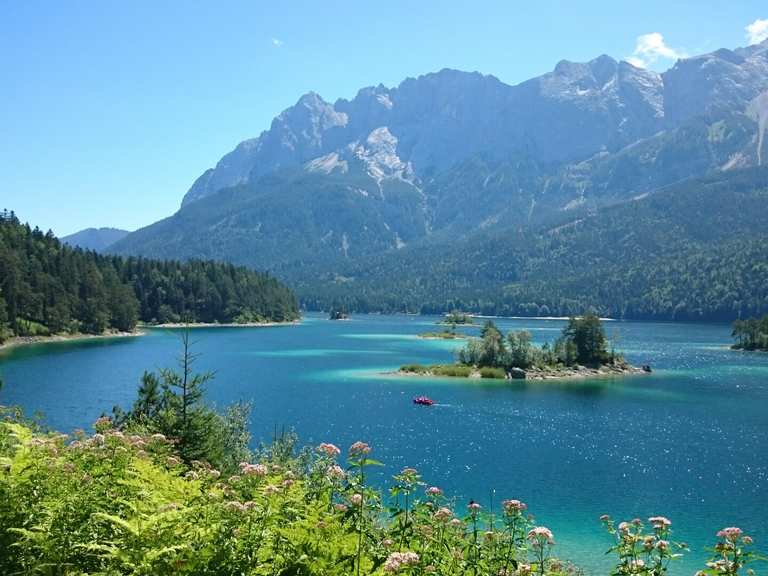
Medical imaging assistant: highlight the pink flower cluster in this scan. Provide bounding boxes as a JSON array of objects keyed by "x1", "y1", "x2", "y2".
[
  {"x1": 648, "y1": 516, "x2": 672, "y2": 529},
  {"x1": 527, "y1": 526, "x2": 555, "y2": 546},
  {"x1": 425, "y1": 486, "x2": 442, "y2": 496},
  {"x1": 349, "y1": 441, "x2": 371, "y2": 456},
  {"x1": 93, "y1": 416, "x2": 112, "y2": 430},
  {"x1": 383, "y1": 551, "x2": 419, "y2": 572},
  {"x1": 239, "y1": 462, "x2": 268, "y2": 477},
  {"x1": 468, "y1": 501, "x2": 482, "y2": 513},
  {"x1": 317, "y1": 443, "x2": 341, "y2": 457},
  {"x1": 502, "y1": 499, "x2": 527, "y2": 514},
  {"x1": 716, "y1": 526, "x2": 742, "y2": 542},
  {"x1": 433, "y1": 507, "x2": 453, "y2": 522},
  {"x1": 225, "y1": 500, "x2": 257, "y2": 512},
  {"x1": 327, "y1": 464, "x2": 345, "y2": 480}
]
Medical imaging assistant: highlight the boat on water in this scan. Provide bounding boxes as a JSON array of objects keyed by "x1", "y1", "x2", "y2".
[{"x1": 413, "y1": 396, "x2": 435, "y2": 406}]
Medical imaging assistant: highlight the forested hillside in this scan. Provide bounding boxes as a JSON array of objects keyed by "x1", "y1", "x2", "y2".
[
  {"x1": 0, "y1": 212, "x2": 299, "y2": 342},
  {"x1": 299, "y1": 168, "x2": 768, "y2": 321}
]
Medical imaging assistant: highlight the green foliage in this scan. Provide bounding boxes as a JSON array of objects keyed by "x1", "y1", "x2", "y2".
[
  {"x1": 113, "y1": 330, "x2": 251, "y2": 473},
  {"x1": 457, "y1": 316, "x2": 618, "y2": 372},
  {"x1": 1, "y1": 410, "x2": 762, "y2": 575},
  {"x1": 0, "y1": 211, "x2": 299, "y2": 340},
  {"x1": 401, "y1": 364, "x2": 430, "y2": 374},
  {"x1": 430, "y1": 364, "x2": 473, "y2": 378},
  {"x1": 329, "y1": 307, "x2": 349, "y2": 320},
  {"x1": 600, "y1": 515, "x2": 688, "y2": 575},
  {"x1": 298, "y1": 168, "x2": 768, "y2": 322},
  {"x1": 400, "y1": 364, "x2": 473, "y2": 377},
  {"x1": 731, "y1": 315, "x2": 768, "y2": 351},
  {"x1": 557, "y1": 314, "x2": 610, "y2": 366},
  {"x1": 441, "y1": 312, "x2": 474, "y2": 325},
  {"x1": 479, "y1": 367, "x2": 506, "y2": 379}
]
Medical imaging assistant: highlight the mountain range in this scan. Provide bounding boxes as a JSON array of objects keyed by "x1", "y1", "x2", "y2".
[{"x1": 103, "y1": 38, "x2": 768, "y2": 320}]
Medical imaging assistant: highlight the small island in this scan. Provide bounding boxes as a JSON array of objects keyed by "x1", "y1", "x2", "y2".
[
  {"x1": 399, "y1": 313, "x2": 648, "y2": 381},
  {"x1": 731, "y1": 315, "x2": 768, "y2": 351},
  {"x1": 418, "y1": 329, "x2": 466, "y2": 340},
  {"x1": 437, "y1": 311, "x2": 474, "y2": 325},
  {"x1": 328, "y1": 308, "x2": 349, "y2": 320}
]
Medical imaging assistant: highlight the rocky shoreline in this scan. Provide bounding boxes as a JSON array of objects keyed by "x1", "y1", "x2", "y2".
[
  {"x1": 0, "y1": 330, "x2": 144, "y2": 352},
  {"x1": 0, "y1": 320, "x2": 301, "y2": 351}
]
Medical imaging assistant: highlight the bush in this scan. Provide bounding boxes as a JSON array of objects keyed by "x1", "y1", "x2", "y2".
[
  {"x1": 400, "y1": 363, "x2": 429, "y2": 374},
  {"x1": 479, "y1": 367, "x2": 506, "y2": 379},
  {"x1": 14, "y1": 318, "x2": 50, "y2": 337},
  {"x1": 431, "y1": 364, "x2": 473, "y2": 377}
]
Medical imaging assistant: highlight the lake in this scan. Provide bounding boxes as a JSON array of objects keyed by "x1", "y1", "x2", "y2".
[{"x1": 1, "y1": 313, "x2": 766, "y2": 574}]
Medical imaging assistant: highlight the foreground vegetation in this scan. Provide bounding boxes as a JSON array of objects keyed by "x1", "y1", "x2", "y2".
[
  {"x1": 0, "y1": 211, "x2": 299, "y2": 343},
  {"x1": 732, "y1": 315, "x2": 768, "y2": 351},
  {"x1": 2, "y1": 409, "x2": 764, "y2": 575}
]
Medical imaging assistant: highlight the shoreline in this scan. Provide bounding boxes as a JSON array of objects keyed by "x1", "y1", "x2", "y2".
[
  {"x1": 0, "y1": 330, "x2": 145, "y2": 352},
  {"x1": 145, "y1": 319, "x2": 301, "y2": 329},
  {"x1": 388, "y1": 363, "x2": 649, "y2": 382},
  {"x1": 0, "y1": 319, "x2": 301, "y2": 352}
]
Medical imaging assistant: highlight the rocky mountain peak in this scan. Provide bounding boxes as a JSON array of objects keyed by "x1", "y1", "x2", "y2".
[{"x1": 180, "y1": 40, "x2": 767, "y2": 207}]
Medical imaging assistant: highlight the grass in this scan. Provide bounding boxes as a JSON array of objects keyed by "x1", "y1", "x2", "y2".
[
  {"x1": 399, "y1": 364, "x2": 473, "y2": 377},
  {"x1": 479, "y1": 367, "x2": 506, "y2": 379}
]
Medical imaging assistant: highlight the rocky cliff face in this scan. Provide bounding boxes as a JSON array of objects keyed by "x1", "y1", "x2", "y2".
[
  {"x1": 180, "y1": 54, "x2": 674, "y2": 207},
  {"x1": 113, "y1": 39, "x2": 768, "y2": 277},
  {"x1": 662, "y1": 41, "x2": 768, "y2": 126}
]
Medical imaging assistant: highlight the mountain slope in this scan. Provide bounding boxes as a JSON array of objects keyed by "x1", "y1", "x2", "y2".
[
  {"x1": 0, "y1": 214, "x2": 299, "y2": 342},
  {"x1": 111, "y1": 39, "x2": 768, "y2": 321},
  {"x1": 62, "y1": 227, "x2": 130, "y2": 251},
  {"x1": 297, "y1": 168, "x2": 768, "y2": 321}
]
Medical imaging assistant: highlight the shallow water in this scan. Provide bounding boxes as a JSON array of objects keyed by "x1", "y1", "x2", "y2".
[{"x1": 1, "y1": 313, "x2": 766, "y2": 574}]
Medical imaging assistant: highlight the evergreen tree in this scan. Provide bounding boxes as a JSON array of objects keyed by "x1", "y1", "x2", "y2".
[
  {"x1": 558, "y1": 314, "x2": 610, "y2": 365},
  {"x1": 0, "y1": 215, "x2": 299, "y2": 339}
]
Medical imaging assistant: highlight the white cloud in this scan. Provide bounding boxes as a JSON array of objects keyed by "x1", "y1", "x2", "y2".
[
  {"x1": 746, "y1": 19, "x2": 768, "y2": 45},
  {"x1": 271, "y1": 37, "x2": 284, "y2": 48},
  {"x1": 626, "y1": 32, "x2": 686, "y2": 68}
]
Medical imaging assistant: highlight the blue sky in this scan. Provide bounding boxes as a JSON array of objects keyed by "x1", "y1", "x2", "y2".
[{"x1": 1, "y1": 1, "x2": 767, "y2": 236}]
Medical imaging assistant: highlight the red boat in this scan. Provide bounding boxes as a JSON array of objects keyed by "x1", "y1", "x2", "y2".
[{"x1": 413, "y1": 396, "x2": 435, "y2": 406}]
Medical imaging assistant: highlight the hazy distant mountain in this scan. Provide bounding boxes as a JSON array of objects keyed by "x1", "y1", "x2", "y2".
[
  {"x1": 111, "y1": 38, "x2": 768, "y2": 319},
  {"x1": 62, "y1": 227, "x2": 130, "y2": 251}
]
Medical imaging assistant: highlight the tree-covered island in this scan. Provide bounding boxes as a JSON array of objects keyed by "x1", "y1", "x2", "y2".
[
  {"x1": 731, "y1": 315, "x2": 768, "y2": 351},
  {"x1": 437, "y1": 311, "x2": 474, "y2": 325},
  {"x1": 401, "y1": 313, "x2": 648, "y2": 380}
]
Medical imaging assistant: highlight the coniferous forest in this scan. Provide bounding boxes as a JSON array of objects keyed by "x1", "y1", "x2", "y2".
[{"x1": 0, "y1": 211, "x2": 299, "y2": 342}]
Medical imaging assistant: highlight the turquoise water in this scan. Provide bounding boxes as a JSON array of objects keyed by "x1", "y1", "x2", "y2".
[{"x1": 1, "y1": 313, "x2": 766, "y2": 574}]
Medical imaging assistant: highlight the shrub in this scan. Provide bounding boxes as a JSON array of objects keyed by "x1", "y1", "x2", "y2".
[
  {"x1": 431, "y1": 364, "x2": 473, "y2": 377},
  {"x1": 480, "y1": 367, "x2": 506, "y2": 379},
  {"x1": 400, "y1": 363, "x2": 429, "y2": 374}
]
